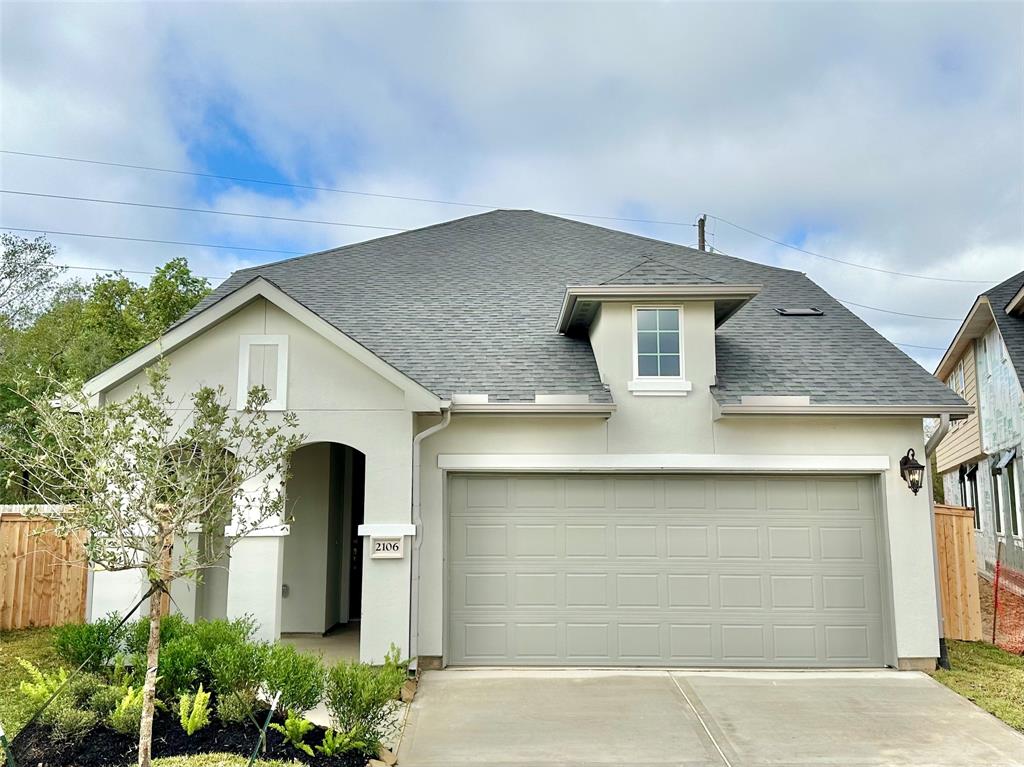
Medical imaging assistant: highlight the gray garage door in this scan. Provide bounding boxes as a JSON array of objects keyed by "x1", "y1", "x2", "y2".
[{"x1": 448, "y1": 474, "x2": 888, "y2": 667}]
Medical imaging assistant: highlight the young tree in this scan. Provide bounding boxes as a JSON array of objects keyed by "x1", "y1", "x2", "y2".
[
  {"x1": 0, "y1": 233, "x2": 63, "y2": 327},
  {"x1": 1, "y1": 362, "x2": 303, "y2": 767}
]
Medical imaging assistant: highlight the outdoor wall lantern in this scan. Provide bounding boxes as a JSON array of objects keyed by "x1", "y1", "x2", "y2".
[{"x1": 899, "y1": 448, "x2": 925, "y2": 495}]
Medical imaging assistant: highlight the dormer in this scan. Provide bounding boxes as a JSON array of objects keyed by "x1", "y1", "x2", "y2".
[{"x1": 556, "y1": 284, "x2": 760, "y2": 397}]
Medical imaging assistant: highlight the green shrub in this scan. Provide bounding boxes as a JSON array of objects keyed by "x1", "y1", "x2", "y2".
[
  {"x1": 209, "y1": 638, "x2": 267, "y2": 697},
  {"x1": 324, "y1": 645, "x2": 406, "y2": 751},
  {"x1": 17, "y1": 658, "x2": 69, "y2": 708},
  {"x1": 88, "y1": 684, "x2": 125, "y2": 716},
  {"x1": 108, "y1": 686, "x2": 145, "y2": 735},
  {"x1": 192, "y1": 616, "x2": 256, "y2": 656},
  {"x1": 48, "y1": 705, "x2": 98, "y2": 745},
  {"x1": 261, "y1": 644, "x2": 325, "y2": 715},
  {"x1": 316, "y1": 725, "x2": 367, "y2": 757},
  {"x1": 269, "y1": 710, "x2": 315, "y2": 756},
  {"x1": 126, "y1": 613, "x2": 191, "y2": 657},
  {"x1": 65, "y1": 671, "x2": 103, "y2": 706},
  {"x1": 51, "y1": 615, "x2": 126, "y2": 673},
  {"x1": 179, "y1": 684, "x2": 211, "y2": 736},
  {"x1": 216, "y1": 689, "x2": 259, "y2": 723},
  {"x1": 154, "y1": 637, "x2": 202, "y2": 699}
]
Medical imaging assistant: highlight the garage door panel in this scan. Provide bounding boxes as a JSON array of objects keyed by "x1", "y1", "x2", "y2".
[{"x1": 448, "y1": 475, "x2": 886, "y2": 667}]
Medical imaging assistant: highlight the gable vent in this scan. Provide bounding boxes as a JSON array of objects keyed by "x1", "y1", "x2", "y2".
[{"x1": 775, "y1": 307, "x2": 824, "y2": 316}]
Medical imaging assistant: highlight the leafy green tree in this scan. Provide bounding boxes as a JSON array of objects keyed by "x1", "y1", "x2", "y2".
[
  {"x1": 0, "y1": 254, "x2": 211, "y2": 502},
  {"x1": 1, "y1": 364, "x2": 303, "y2": 767},
  {"x1": 0, "y1": 233, "x2": 63, "y2": 327}
]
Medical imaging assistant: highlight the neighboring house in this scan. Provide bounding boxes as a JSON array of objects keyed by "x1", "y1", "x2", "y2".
[
  {"x1": 935, "y1": 270, "x2": 1024, "y2": 589},
  {"x1": 82, "y1": 210, "x2": 969, "y2": 671}
]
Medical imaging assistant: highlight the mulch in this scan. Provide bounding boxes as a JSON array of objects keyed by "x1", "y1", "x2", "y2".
[{"x1": 11, "y1": 710, "x2": 368, "y2": 767}]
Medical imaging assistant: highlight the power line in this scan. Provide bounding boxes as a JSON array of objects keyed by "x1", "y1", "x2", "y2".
[
  {"x1": 0, "y1": 149, "x2": 699, "y2": 229},
  {"x1": 0, "y1": 148, "x2": 995, "y2": 286},
  {"x1": 892, "y1": 341, "x2": 948, "y2": 351},
  {"x1": 0, "y1": 190, "x2": 409, "y2": 232},
  {"x1": 52, "y1": 262, "x2": 228, "y2": 280},
  {"x1": 838, "y1": 298, "x2": 961, "y2": 321},
  {"x1": 1, "y1": 226, "x2": 305, "y2": 257},
  {"x1": 708, "y1": 214, "x2": 993, "y2": 285}
]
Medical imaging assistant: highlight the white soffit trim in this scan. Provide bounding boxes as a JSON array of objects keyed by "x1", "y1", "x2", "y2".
[
  {"x1": 357, "y1": 523, "x2": 416, "y2": 537},
  {"x1": 450, "y1": 402, "x2": 616, "y2": 416},
  {"x1": 534, "y1": 393, "x2": 592, "y2": 405},
  {"x1": 740, "y1": 395, "x2": 811, "y2": 406},
  {"x1": 437, "y1": 453, "x2": 891, "y2": 473},
  {"x1": 82, "y1": 277, "x2": 442, "y2": 412},
  {"x1": 451, "y1": 393, "x2": 489, "y2": 405},
  {"x1": 556, "y1": 283, "x2": 761, "y2": 333}
]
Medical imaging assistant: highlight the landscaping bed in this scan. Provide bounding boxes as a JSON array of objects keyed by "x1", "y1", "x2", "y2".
[
  {"x1": 13, "y1": 709, "x2": 362, "y2": 767},
  {"x1": 1, "y1": 616, "x2": 408, "y2": 767}
]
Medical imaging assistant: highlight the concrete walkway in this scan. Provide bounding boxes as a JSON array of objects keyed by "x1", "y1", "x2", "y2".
[{"x1": 397, "y1": 668, "x2": 1024, "y2": 766}]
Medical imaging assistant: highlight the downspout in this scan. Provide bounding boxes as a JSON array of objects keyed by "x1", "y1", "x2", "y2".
[
  {"x1": 409, "y1": 407, "x2": 452, "y2": 670},
  {"x1": 925, "y1": 413, "x2": 951, "y2": 670}
]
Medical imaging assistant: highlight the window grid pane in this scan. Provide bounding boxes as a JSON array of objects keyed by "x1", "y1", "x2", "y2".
[{"x1": 636, "y1": 309, "x2": 681, "y2": 377}]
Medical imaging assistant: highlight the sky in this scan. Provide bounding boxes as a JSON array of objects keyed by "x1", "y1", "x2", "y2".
[{"x1": 1, "y1": 1, "x2": 1022, "y2": 372}]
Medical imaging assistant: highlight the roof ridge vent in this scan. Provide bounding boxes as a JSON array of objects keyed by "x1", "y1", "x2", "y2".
[{"x1": 775, "y1": 307, "x2": 824, "y2": 316}]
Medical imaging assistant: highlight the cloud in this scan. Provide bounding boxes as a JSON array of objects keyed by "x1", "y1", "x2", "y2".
[{"x1": 1, "y1": 1, "x2": 1021, "y2": 371}]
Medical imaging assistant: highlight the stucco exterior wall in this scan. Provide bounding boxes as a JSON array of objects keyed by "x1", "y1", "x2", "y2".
[
  {"x1": 98, "y1": 298, "x2": 417, "y2": 660},
  {"x1": 93, "y1": 294, "x2": 942, "y2": 667},
  {"x1": 416, "y1": 300, "x2": 937, "y2": 665}
]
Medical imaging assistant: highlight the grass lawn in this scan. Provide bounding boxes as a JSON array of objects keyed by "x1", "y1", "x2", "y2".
[
  {"x1": 153, "y1": 755, "x2": 301, "y2": 767},
  {"x1": 0, "y1": 627, "x2": 60, "y2": 737},
  {"x1": 932, "y1": 639, "x2": 1024, "y2": 732}
]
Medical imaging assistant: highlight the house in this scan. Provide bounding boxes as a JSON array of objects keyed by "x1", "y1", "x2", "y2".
[
  {"x1": 82, "y1": 210, "x2": 970, "y2": 671},
  {"x1": 935, "y1": 270, "x2": 1024, "y2": 590}
]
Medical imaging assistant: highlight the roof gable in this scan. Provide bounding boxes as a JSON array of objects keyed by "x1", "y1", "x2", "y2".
[{"x1": 85, "y1": 277, "x2": 442, "y2": 412}]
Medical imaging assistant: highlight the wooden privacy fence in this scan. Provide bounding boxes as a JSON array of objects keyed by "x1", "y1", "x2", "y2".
[
  {"x1": 0, "y1": 508, "x2": 89, "y2": 630},
  {"x1": 934, "y1": 503, "x2": 983, "y2": 641}
]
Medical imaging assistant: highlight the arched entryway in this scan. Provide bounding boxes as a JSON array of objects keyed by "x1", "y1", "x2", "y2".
[{"x1": 280, "y1": 442, "x2": 366, "y2": 641}]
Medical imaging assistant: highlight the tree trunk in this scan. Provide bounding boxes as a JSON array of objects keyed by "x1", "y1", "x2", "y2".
[{"x1": 137, "y1": 527, "x2": 172, "y2": 767}]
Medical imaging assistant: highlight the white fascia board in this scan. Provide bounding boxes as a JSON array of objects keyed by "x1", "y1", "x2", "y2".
[
  {"x1": 438, "y1": 453, "x2": 891, "y2": 473},
  {"x1": 1006, "y1": 284, "x2": 1024, "y2": 316},
  {"x1": 934, "y1": 297, "x2": 996, "y2": 380},
  {"x1": 556, "y1": 284, "x2": 761, "y2": 333},
  {"x1": 717, "y1": 403, "x2": 974, "y2": 418},
  {"x1": 83, "y1": 277, "x2": 442, "y2": 412}
]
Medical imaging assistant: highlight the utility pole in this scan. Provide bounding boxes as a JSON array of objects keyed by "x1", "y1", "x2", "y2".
[{"x1": 697, "y1": 215, "x2": 707, "y2": 251}]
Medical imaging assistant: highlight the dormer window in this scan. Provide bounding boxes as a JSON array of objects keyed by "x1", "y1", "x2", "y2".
[
  {"x1": 636, "y1": 308, "x2": 680, "y2": 376},
  {"x1": 628, "y1": 306, "x2": 692, "y2": 396},
  {"x1": 237, "y1": 334, "x2": 289, "y2": 410}
]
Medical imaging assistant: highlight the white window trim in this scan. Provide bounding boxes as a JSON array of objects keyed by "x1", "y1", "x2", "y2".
[
  {"x1": 629, "y1": 305, "x2": 692, "y2": 396},
  {"x1": 237, "y1": 334, "x2": 289, "y2": 411},
  {"x1": 1009, "y1": 460, "x2": 1023, "y2": 545},
  {"x1": 994, "y1": 470, "x2": 1005, "y2": 537}
]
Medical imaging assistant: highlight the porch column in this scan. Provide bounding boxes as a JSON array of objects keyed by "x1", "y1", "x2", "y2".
[
  {"x1": 226, "y1": 533, "x2": 286, "y2": 641},
  {"x1": 357, "y1": 416, "x2": 414, "y2": 664},
  {"x1": 224, "y1": 471, "x2": 289, "y2": 642}
]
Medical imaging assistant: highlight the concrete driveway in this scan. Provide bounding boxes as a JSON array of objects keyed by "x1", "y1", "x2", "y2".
[{"x1": 397, "y1": 669, "x2": 1024, "y2": 767}]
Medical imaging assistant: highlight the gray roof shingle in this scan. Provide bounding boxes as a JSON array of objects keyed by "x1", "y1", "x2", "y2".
[
  {"x1": 983, "y1": 270, "x2": 1024, "y2": 385},
  {"x1": 183, "y1": 209, "x2": 966, "y2": 409}
]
